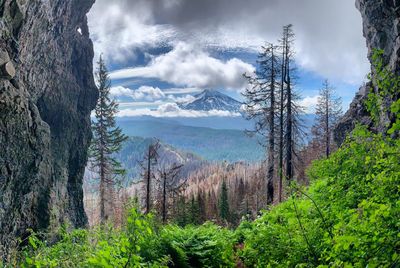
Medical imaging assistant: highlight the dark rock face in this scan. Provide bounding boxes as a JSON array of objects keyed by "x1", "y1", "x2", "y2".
[
  {"x1": 334, "y1": 0, "x2": 400, "y2": 144},
  {"x1": 0, "y1": 0, "x2": 97, "y2": 255},
  {"x1": 333, "y1": 83, "x2": 374, "y2": 145}
]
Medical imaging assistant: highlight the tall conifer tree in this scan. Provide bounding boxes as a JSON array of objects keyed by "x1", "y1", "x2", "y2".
[
  {"x1": 90, "y1": 56, "x2": 127, "y2": 224},
  {"x1": 219, "y1": 180, "x2": 230, "y2": 222}
]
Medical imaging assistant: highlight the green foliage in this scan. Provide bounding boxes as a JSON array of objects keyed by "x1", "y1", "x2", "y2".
[
  {"x1": 18, "y1": 208, "x2": 236, "y2": 267},
  {"x1": 19, "y1": 207, "x2": 168, "y2": 268},
  {"x1": 174, "y1": 196, "x2": 190, "y2": 227},
  {"x1": 188, "y1": 196, "x2": 201, "y2": 225},
  {"x1": 366, "y1": 49, "x2": 400, "y2": 134},
  {"x1": 239, "y1": 126, "x2": 400, "y2": 267},
  {"x1": 158, "y1": 224, "x2": 235, "y2": 268}
]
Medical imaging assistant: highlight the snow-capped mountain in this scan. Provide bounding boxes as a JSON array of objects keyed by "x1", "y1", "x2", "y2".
[{"x1": 178, "y1": 89, "x2": 242, "y2": 112}]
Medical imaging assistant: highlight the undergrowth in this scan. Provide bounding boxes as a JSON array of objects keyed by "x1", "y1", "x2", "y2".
[{"x1": 3, "y1": 125, "x2": 398, "y2": 268}]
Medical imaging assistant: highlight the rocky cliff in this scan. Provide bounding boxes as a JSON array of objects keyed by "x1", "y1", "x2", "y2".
[
  {"x1": 0, "y1": 0, "x2": 97, "y2": 255},
  {"x1": 334, "y1": 0, "x2": 400, "y2": 144}
]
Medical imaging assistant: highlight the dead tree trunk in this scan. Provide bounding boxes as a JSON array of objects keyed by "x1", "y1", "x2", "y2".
[
  {"x1": 267, "y1": 45, "x2": 276, "y2": 205},
  {"x1": 145, "y1": 147, "x2": 152, "y2": 214},
  {"x1": 162, "y1": 171, "x2": 167, "y2": 223}
]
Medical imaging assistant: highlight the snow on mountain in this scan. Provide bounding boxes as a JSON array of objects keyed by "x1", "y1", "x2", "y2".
[{"x1": 178, "y1": 89, "x2": 242, "y2": 112}]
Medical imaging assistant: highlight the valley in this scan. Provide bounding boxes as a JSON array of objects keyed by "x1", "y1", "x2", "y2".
[{"x1": 117, "y1": 118, "x2": 265, "y2": 162}]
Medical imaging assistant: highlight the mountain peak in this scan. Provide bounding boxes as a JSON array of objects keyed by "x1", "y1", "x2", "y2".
[{"x1": 179, "y1": 90, "x2": 242, "y2": 113}]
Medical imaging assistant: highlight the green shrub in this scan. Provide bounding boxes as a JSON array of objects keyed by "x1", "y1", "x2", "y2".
[
  {"x1": 239, "y1": 126, "x2": 400, "y2": 267},
  {"x1": 16, "y1": 203, "x2": 237, "y2": 268},
  {"x1": 159, "y1": 223, "x2": 235, "y2": 268},
  {"x1": 19, "y1": 207, "x2": 169, "y2": 268}
]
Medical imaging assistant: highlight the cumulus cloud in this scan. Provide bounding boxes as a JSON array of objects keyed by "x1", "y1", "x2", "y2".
[
  {"x1": 110, "y1": 42, "x2": 255, "y2": 90},
  {"x1": 110, "y1": 85, "x2": 201, "y2": 108},
  {"x1": 89, "y1": 0, "x2": 369, "y2": 84},
  {"x1": 110, "y1": 86, "x2": 166, "y2": 101},
  {"x1": 117, "y1": 103, "x2": 241, "y2": 118},
  {"x1": 110, "y1": 86, "x2": 133, "y2": 98}
]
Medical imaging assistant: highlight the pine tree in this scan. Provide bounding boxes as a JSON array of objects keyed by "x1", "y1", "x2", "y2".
[
  {"x1": 243, "y1": 43, "x2": 280, "y2": 204},
  {"x1": 189, "y1": 196, "x2": 201, "y2": 225},
  {"x1": 312, "y1": 80, "x2": 343, "y2": 158},
  {"x1": 197, "y1": 190, "x2": 206, "y2": 223},
  {"x1": 219, "y1": 180, "x2": 230, "y2": 222},
  {"x1": 89, "y1": 56, "x2": 128, "y2": 224},
  {"x1": 176, "y1": 195, "x2": 188, "y2": 227}
]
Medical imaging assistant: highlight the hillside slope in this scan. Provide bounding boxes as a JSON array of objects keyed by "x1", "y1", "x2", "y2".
[
  {"x1": 115, "y1": 137, "x2": 206, "y2": 182},
  {"x1": 117, "y1": 119, "x2": 265, "y2": 162}
]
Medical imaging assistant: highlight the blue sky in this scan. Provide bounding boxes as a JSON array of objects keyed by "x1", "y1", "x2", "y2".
[{"x1": 88, "y1": 0, "x2": 370, "y2": 117}]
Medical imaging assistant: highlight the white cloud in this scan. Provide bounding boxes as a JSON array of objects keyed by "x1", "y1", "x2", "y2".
[
  {"x1": 110, "y1": 42, "x2": 255, "y2": 90},
  {"x1": 110, "y1": 86, "x2": 133, "y2": 98},
  {"x1": 88, "y1": 2, "x2": 176, "y2": 62},
  {"x1": 117, "y1": 103, "x2": 241, "y2": 118},
  {"x1": 89, "y1": 0, "x2": 369, "y2": 85},
  {"x1": 110, "y1": 86, "x2": 166, "y2": 101},
  {"x1": 118, "y1": 101, "x2": 167, "y2": 108},
  {"x1": 133, "y1": 86, "x2": 166, "y2": 101},
  {"x1": 167, "y1": 94, "x2": 196, "y2": 104},
  {"x1": 163, "y1": 87, "x2": 202, "y2": 95},
  {"x1": 299, "y1": 95, "x2": 319, "y2": 114}
]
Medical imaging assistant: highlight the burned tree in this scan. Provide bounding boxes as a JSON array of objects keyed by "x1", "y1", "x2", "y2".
[
  {"x1": 157, "y1": 163, "x2": 184, "y2": 223},
  {"x1": 140, "y1": 141, "x2": 160, "y2": 214},
  {"x1": 243, "y1": 43, "x2": 281, "y2": 205},
  {"x1": 312, "y1": 80, "x2": 343, "y2": 158},
  {"x1": 279, "y1": 24, "x2": 304, "y2": 184}
]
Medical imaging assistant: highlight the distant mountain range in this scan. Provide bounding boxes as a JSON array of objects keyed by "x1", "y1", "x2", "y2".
[
  {"x1": 178, "y1": 89, "x2": 242, "y2": 113},
  {"x1": 113, "y1": 89, "x2": 316, "y2": 164},
  {"x1": 117, "y1": 118, "x2": 265, "y2": 162}
]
